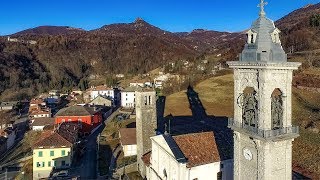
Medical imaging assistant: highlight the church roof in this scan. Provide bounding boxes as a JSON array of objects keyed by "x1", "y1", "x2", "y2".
[
  {"x1": 172, "y1": 132, "x2": 221, "y2": 168},
  {"x1": 239, "y1": 0, "x2": 287, "y2": 63}
]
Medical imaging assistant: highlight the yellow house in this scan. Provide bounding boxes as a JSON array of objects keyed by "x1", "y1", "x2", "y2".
[{"x1": 32, "y1": 131, "x2": 73, "y2": 179}]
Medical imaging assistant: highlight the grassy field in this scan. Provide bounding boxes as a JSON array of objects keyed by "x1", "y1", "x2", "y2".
[
  {"x1": 98, "y1": 118, "x2": 136, "y2": 175},
  {"x1": 164, "y1": 74, "x2": 234, "y2": 117},
  {"x1": 164, "y1": 72, "x2": 320, "y2": 176}
]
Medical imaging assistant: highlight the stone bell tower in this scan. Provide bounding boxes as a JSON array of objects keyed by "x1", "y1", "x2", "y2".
[
  {"x1": 135, "y1": 89, "x2": 157, "y2": 178},
  {"x1": 227, "y1": 1, "x2": 301, "y2": 179}
]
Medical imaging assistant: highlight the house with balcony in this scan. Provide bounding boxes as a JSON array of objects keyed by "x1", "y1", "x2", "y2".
[{"x1": 32, "y1": 131, "x2": 73, "y2": 179}]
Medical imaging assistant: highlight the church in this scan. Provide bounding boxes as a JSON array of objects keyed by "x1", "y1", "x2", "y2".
[{"x1": 134, "y1": 0, "x2": 301, "y2": 179}]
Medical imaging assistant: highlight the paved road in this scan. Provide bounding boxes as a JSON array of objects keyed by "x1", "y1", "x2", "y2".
[{"x1": 68, "y1": 124, "x2": 105, "y2": 180}]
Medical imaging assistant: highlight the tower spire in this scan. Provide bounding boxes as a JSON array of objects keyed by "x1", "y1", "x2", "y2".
[{"x1": 258, "y1": 0, "x2": 268, "y2": 17}]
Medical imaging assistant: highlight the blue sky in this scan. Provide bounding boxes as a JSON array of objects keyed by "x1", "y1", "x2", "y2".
[{"x1": 0, "y1": 0, "x2": 319, "y2": 35}]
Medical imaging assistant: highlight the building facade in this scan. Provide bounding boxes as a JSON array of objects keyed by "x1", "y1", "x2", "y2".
[
  {"x1": 227, "y1": 1, "x2": 301, "y2": 179},
  {"x1": 121, "y1": 86, "x2": 141, "y2": 108},
  {"x1": 119, "y1": 128, "x2": 137, "y2": 157},
  {"x1": 55, "y1": 106, "x2": 102, "y2": 134},
  {"x1": 136, "y1": 89, "x2": 157, "y2": 178},
  {"x1": 33, "y1": 132, "x2": 73, "y2": 179},
  {"x1": 87, "y1": 86, "x2": 120, "y2": 105},
  {"x1": 146, "y1": 132, "x2": 233, "y2": 180}
]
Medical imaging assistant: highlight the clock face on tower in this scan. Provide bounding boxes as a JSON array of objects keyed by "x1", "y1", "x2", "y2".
[{"x1": 243, "y1": 148, "x2": 253, "y2": 161}]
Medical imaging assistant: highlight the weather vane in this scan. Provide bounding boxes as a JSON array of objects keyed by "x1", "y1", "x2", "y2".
[{"x1": 258, "y1": 0, "x2": 268, "y2": 17}]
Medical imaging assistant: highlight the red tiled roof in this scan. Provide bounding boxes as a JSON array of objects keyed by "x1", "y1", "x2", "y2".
[
  {"x1": 30, "y1": 98, "x2": 45, "y2": 105},
  {"x1": 33, "y1": 131, "x2": 72, "y2": 149},
  {"x1": 141, "y1": 151, "x2": 152, "y2": 166},
  {"x1": 119, "y1": 128, "x2": 136, "y2": 145},
  {"x1": 173, "y1": 132, "x2": 220, "y2": 168}
]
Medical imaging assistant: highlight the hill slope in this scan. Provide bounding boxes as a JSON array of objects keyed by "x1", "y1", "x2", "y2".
[{"x1": 164, "y1": 73, "x2": 320, "y2": 178}]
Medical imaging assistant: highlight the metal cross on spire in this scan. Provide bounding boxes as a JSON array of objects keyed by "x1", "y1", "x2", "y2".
[{"x1": 258, "y1": 0, "x2": 268, "y2": 17}]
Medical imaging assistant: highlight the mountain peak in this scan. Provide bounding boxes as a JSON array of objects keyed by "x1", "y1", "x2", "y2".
[{"x1": 134, "y1": 17, "x2": 144, "y2": 23}]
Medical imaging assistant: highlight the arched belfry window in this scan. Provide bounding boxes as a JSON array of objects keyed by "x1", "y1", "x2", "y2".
[
  {"x1": 271, "y1": 88, "x2": 283, "y2": 130},
  {"x1": 242, "y1": 87, "x2": 258, "y2": 128},
  {"x1": 251, "y1": 34, "x2": 254, "y2": 44}
]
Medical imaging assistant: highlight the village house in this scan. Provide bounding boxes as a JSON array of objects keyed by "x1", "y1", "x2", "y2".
[
  {"x1": 31, "y1": 118, "x2": 55, "y2": 131},
  {"x1": 30, "y1": 98, "x2": 47, "y2": 109},
  {"x1": 89, "y1": 95, "x2": 112, "y2": 107},
  {"x1": 0, "y1": 101, "x2": 18, "y2": 111},
  {"x1": 32, "y1": 131, "x2": 73, "y2": 179},
  {"x1": 55, "y1": 122, "x2": 80, "y2": 144},
  {"x1": 144, "y1": 132, "x2": 233, "y2": 180},
  {"x1": 121, "y1": 86, "x2": 141, "y2": 108},
  {"x1": 153, "y1": 73, "x2": 171, "y2": 89},
  {"x1": 54, "y1": 106, "x2": 103, "y2": 135},
  {"x1": 0, "y1": 110, "x2": 16, "y2": 133},
  {"x1": 85, "y1": 85, "x2": 120, "y2": 105},
  {"x1": 0, "y1": 127, "x2": 16, "y2": 150},
  {"x1": 119, "y1": 128, "x2": 137, "y2": 157},
  {"x1": 129, "y1": 80, "x2": 145, "y2": 88},
  {"x1": 46, "y1": 95, "x2": 60, "y2": 105},
  {"x1": 29, "y1": 109, "x2": 51, "y2": 119},
  {"x1": 49, "y1": 90, "x2": 60, "y2": 96}
]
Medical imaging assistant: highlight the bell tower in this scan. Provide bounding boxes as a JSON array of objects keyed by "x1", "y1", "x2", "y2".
[
  {"x1": 227, "y1": 1, "x2": 301, "y2": 180},
  {"x1": 135, "y1": 89, "x2": 157, "y2": 178}
]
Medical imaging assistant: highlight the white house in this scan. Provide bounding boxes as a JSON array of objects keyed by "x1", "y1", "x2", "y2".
[
  {"x1": 31, "y1": 118, "x2": 55, "y2": 131},
  {"x1": 119, "y1": 128, "x2": 137, "y2": 157},
  {"x1": 0, "y1": 101, "x2": 18, "y2": 111},
  {"x1": 29, "y1": 109, "x2": 51, "y2": 119},
  {"x1": 129, "y1": 82, "x2": 145, "y2": 88},
  {"x1": 154, "y1": 74, "x2": 171, "y2": 89},
  {"x1": 121, "y1": 86, "x2": 141, "y2": 108},
  {"x1": 87, "y1": 86, "x2": 120, "y2": 105},
  {"x1": 143, "y1": 132, "x2": 233, "y2": 180}
]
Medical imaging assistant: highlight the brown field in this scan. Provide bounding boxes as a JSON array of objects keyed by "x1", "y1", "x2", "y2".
[
  {"x1": 164, "y1": 72, "x2": 320, "y2": 176},
  {"x1": 164, "y1": 74, "x2": 234, "y2": 117}
]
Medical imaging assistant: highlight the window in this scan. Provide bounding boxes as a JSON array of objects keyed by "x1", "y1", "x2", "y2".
[
  {"x1": 38, "y1": 151, "x2": 43, "y2": 157},
  {"x1": 61, "y1": 161, "x2": 66, "y2": 166},
  {"x1": 48, "y1": 161, "x2": 51, "y2": 167},
  {"x1": 61, "y1": 150, "x2": 66, "y2": 156},
  {"x1": 126, "y1": 93, "x2": 128, "y2": 96},
  {"x1": 217, "y1": 171, "x2": 222, "y2": 180},
  {"x1": 42, "y1": 162, "x2": 45, "y2": 167},
  {"x1": 50, "y1": 151, "x2": 54, "y2": 156},
  {"x1": 54, "y1": 161, "x2": 57, "y2": 167},
  {"x1": 36, "y1": 162, "x2": 41, "y2": 167}
]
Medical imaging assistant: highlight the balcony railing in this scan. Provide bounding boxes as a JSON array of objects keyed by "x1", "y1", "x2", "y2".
[{"x1": 228, "y1": 118, "x2": 299, "y2": 140}]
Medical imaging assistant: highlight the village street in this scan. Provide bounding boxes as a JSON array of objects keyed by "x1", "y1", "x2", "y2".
[{"x1": 69, "y1": 125, "x2": 104, "y2": 180}]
